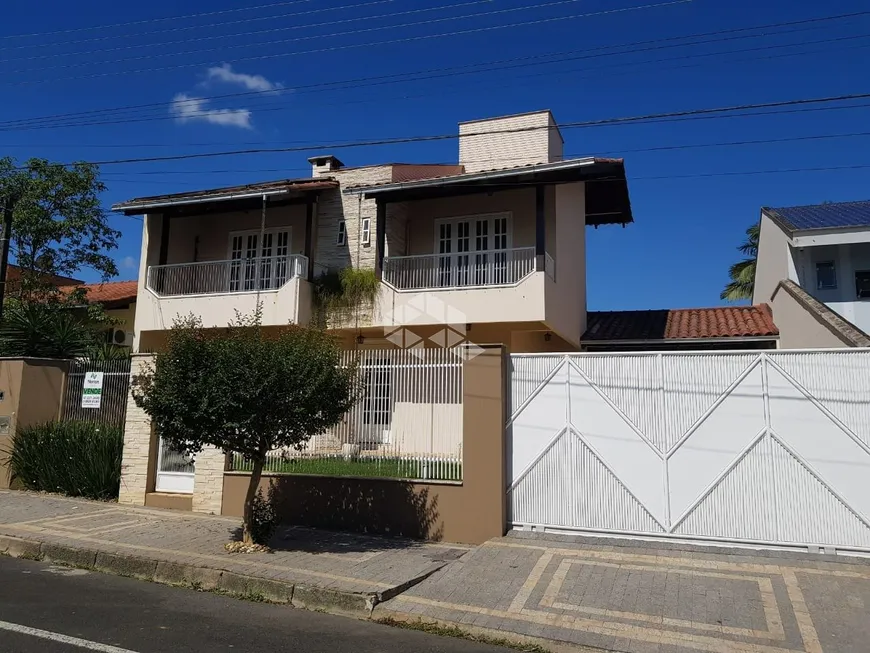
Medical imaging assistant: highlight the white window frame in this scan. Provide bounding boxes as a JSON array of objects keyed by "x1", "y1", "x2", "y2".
[
  {"x1": 337, "y1": 221, "x2": 346, "y2": 246},
  {"x1": 227, "y1": 228, "x2": 293, "y2": 292},
  {"x1": 361, "y1": 218, "x2": 372, "y2": 246},
  {"x1": 432, "y1": 212, "x2": 513, "y2": 255}
]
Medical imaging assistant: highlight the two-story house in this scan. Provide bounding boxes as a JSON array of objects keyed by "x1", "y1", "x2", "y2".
[
  {"x1": 113, "y1": 110, "x2": 634, "y2": 354},
  {"x1": 753, "y1": 200, "x2": 870, "y2": 348}
]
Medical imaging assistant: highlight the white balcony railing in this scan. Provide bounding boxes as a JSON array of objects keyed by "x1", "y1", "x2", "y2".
[
  {"x1": 383, "y1": 247, "x2": 536, "y2": 291},
  {"x1": 147, "y1": 255, "x2": 308, "y2": 297}
]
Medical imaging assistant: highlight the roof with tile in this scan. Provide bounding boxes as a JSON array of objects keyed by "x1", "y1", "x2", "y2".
[
  {"x1": 582, "y1": 305, "x2": 778, "y2": 342},
  {"x1": 62, "y1": 280, "x2": 138, "y2": 308},
  {"x1": 763, "y1": 200, "x2": 870, "y2": 234}
]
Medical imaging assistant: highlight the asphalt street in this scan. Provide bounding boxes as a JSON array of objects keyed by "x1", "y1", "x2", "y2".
[{"x1": 0, "y1": 556, "x2": 510, "y2": 653}]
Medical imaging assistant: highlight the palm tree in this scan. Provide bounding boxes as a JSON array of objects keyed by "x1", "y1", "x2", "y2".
[{"x1": 720, "y1": 222, "x2": 760, "y2": 302}]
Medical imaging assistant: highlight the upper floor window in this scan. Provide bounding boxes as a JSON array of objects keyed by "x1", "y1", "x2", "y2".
[
  {"x1": 337, "y1": 221, "x2": 346, "y2": 246},
  {"x1": 856, "y1": 270, "x2": 870, "y2": 299},
  {"x1": 361, "y1": 218, "x2": 371, "y2": 246},
  {"x1": 816, "y1": 260, "x2": 837, "y2": 290}
]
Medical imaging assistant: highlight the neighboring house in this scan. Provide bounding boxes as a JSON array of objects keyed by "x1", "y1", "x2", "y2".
[
  {"x1": 581, "y1": 305, "x2": 779, "y2": 351},
  {"x1": 4, "y1": 264, "x2": 82, "y2": 298},
  {"x1": 113, "y1": 110, "x2": 633, "y2": 354},
  {"x1": 62, "y1": 280, "x2": 138, "y2": 347},
  {"x1": 753, "y1": 200, "x2": 870, "y2": 348}
]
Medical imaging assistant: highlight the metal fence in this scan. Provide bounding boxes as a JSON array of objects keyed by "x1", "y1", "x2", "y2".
[
  {"x1": 146, "y1": 255, "x2": 308, "y2": 297},
  {"x1": 230, "y1": 347, "x2": 465, "y2": 481},
  {"x1": 61, "y1": 358, "x2": 132, "y2": 428},
  {"x1": 383, "y1": 247, "x2": 536, "y2": 290}
]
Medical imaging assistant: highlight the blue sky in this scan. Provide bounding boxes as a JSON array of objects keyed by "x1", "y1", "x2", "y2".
[{"x1": 1, "y1": 0, "x2": 868, "y2": 309}]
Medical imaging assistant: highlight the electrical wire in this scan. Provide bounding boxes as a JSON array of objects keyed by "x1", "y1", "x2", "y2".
[
  {"x1": 3, "y1": 7, "x2": 861, "y2": 127},
  {"x1": 18, "y1": 91, "x2": 870, "y2": 169},
  {"x1": 2, "y1": 0, "x2": 692, "y2": 84},
  {"x1": 0, "y1": 0, "x2": 492, "y2": 64}
]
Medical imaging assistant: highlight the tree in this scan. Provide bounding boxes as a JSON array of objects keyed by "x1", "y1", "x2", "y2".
[
  {"x1": 132, "y1": 312, "x2": 360, "y2": 544},
  {"x1": 0, "y1": 157, "x2": 120, "y2": 301},
  {"x1": 0, "y1": 300, "x2": 96, "y2": 358},
  {"x1": 720, "y1": 222, "x2": 760, "y2": 302}
]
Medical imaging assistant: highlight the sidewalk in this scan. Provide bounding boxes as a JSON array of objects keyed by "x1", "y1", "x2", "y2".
[
  {"x1": 377, "y1": 532, "x2": 870, "y2": 653},
  {"x1": 0, "y1": 490, "x2": 470, "y2": 616},
  {"x1": 3, "y1": 490, "x2": 870, "y2": 653}
]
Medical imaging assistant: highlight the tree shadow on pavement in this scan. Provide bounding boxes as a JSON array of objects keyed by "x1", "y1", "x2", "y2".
[{"x1": 228, "y1": 475, "x2": 446, "y2": 555}]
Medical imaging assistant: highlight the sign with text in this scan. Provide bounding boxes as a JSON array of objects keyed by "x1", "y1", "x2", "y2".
[{"x1": 81, "y1": 372, "x2": 104, "y2": 409}]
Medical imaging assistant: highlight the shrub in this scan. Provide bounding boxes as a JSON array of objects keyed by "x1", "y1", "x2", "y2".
[{"x1": 6, "y1": 421, "x2": 123, "y2": 500}]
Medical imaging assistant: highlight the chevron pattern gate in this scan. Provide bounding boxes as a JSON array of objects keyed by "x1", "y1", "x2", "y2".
[{"x1": 507, "y1": 351, "x2": 870, "y2": 552}]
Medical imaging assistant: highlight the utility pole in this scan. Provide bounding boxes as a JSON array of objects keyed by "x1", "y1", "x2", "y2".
[{"x1": 0, "y1": 195, "x2": 15, "y2": 323}]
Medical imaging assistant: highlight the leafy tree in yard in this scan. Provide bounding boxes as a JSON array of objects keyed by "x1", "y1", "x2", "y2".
[
  {"x1": 0, "y1": 157, "x2": 120, "y2": 301},
  {"x1": 132, "y1": 311, "x2": 360, "y2": 545},
  {"x1": 720, "y1": 222, "x2": 760, "y2": 302}
]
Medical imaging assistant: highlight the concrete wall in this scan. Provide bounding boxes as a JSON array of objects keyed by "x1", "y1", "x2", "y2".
[
  {"x1": 753, "y1": 214, "x2": 798, "y2": 305},
  {"x1": 459, "y1": 111, "x2": 561, "y2": 173},
  {"x1": 0, "y1": 359, "x2": 68, "y2": 489},
  {"x1": 118, "y1": 355, "x2": 155, "y2": 504},
  {"x1": 544, "y1": 182, "x2": 586, "y2": 347},
  {"x1": 771, "y1": 282, "x2": 864, "y2": 349},
  {"x1": 221, "y1": 346, "x2": 507, "y2": 544}
]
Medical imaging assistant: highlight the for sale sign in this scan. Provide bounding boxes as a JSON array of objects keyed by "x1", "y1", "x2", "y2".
[{"x1": 81, "y1": 372, "x2": 104, "y2": 408}]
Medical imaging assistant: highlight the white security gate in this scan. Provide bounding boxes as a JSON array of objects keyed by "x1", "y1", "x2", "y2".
[{"x1": 507, "y1": 351, "x2": 870, "y2": 553}]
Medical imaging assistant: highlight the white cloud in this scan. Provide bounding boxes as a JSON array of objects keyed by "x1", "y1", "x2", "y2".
[
  {"x1": 169, "y1": 93, "x2": 252, "y2": 129},
  {"x1": 121, "y1": 256, "x2": 138, "y2": 270},
  {"x1": 206, "y1": 63, "x2": 283, "y2": 94}
]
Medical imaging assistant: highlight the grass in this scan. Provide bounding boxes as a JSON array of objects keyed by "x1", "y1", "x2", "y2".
[
  {"x1": 234, "y1": 455, "x2": 462, "y2": 482},
  {"x1": 376, "y1": 617, "x2": 552, "y2": 653}
]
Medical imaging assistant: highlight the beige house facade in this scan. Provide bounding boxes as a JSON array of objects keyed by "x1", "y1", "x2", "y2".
[{"x1": 111, "y1": 110, "x2": 633, "y2": 517}]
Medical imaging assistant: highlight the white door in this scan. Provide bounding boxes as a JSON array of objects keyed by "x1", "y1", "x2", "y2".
[
  {"x1": 228, "y1": 229, "x2": 291, "y2": 292},
  {"x1": 435, "y1": 214, "x2": 511, "y2": 287},
  {"x1": 155, "y1": 438, "x2": 194, "y2": 494}
]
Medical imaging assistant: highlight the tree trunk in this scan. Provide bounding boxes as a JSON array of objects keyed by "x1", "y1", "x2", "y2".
[{"x1": 242, "y1": 456, "x2": 265, "y2": 545}]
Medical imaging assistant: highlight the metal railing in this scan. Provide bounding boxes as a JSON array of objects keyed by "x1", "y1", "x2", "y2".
[
  {"x1": 383, "y1": 246, "x2": 536, "y2": 291},
  {"x1": 230, "y1": 347, "x2": 464, "y2": 482},
  {"x1": 147, "y1": 255, "x2": 308, "y2": 297},
  {"x1": 61, "y1": 358, "x2": 132, "y2": 428}
]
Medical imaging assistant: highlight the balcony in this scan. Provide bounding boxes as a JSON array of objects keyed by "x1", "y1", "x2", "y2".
[
  {"x1": 382, "y1": 247, "x2": 537, "y2": 291},
  {"x1": 139, "y1": 255, "x2": 312, "y2": 332},
  {"x1": 376, "y1": 246, "x2": 548, "y2": 328}
]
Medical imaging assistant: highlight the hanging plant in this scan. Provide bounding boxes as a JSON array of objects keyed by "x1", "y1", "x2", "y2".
[{"x1": 312, "y1": 267, "x2": 380, "y2": 329}]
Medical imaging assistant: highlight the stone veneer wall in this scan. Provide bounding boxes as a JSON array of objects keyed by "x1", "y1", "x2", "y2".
[{"x1": 118, "y1": 354, "x2": 153, "y2": 506}]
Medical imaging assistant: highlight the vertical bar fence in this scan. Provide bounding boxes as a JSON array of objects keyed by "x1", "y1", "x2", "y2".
[{"x1": 61, "y1": 358, "x2": 132, "y2": 428}]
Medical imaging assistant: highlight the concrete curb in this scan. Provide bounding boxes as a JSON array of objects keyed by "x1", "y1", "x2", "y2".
[
  {"x1": 0, "y1": 534, "x2": 378, "y2": 618},
  {"x1": 372, "y1": 606, "x2": 606, "y2": 653}
]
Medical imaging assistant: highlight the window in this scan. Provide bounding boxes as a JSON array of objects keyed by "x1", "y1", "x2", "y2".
[
  {"x1": 856, "y1": 270, "x2": 870, "y2": 299},
  {"x1": 337, "y1": 221, "x2": 346, "y2": 246},
  {"x1": 361, "y1": 218, "x2": 371, "y2": 246},
  {"x1": 816, "y1": 260, "x2": 837, "y2": 290}
]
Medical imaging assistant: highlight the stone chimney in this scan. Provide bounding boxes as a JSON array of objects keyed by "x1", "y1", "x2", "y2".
[
  {"x1": 458, "y1": 110, "x2": 563, "y2": 174},
  {"x1": 307, "y1": 155, "x2": 345, "y2": 177}
]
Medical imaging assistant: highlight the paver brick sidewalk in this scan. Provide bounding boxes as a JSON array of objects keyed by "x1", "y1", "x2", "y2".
[
  {"x1": 377, "y1": 532, "x2": 870, "y2": 653},
  {"x1": 0, "y1": 490, "x2": 470, "y2": 615}
]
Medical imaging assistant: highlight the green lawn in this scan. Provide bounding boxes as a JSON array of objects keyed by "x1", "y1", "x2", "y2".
[{"x1": 234, "y1": 455, "x2": 462, "y2": 482}]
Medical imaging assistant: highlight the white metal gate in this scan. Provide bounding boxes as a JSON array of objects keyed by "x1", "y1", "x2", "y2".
[{"x1": 507, "y1": 351, "x2": 870, "y2": 553}]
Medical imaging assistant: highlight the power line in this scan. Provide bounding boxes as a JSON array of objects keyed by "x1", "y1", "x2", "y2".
[
  {"x1": 0, "y1": 0, "x2": 395, "y2": 52},
  {"x1": 3, "y1": 0, "x2": 692, "y2": 84},
  {"x1": 22, "y1": 91, "x2": 870, "y2": 169},
  {"x1": 0, "y1": 0, "x2": 492, "y2": 64},
  {"x1": 0, "y1": 0, "x2": 315, "y2": 40},
  {"x1": 4, "y1": 17, "x2": 866, "y2": 133},
  {"x1": 3, "y1": 8, "x2": 862, "y2": 127}
]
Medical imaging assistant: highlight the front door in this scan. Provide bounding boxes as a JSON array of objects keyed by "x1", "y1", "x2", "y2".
[{"x1": 155, "y1": 438, "x2": 194, "y2": 494}]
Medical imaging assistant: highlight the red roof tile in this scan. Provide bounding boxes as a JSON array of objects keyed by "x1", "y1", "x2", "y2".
[
  {"x1": 583, "y1": 305, "x2": 778, "y2": 342},
  {"x1": 62, "y1": 280, "x2": 138, "y2": 307}
]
